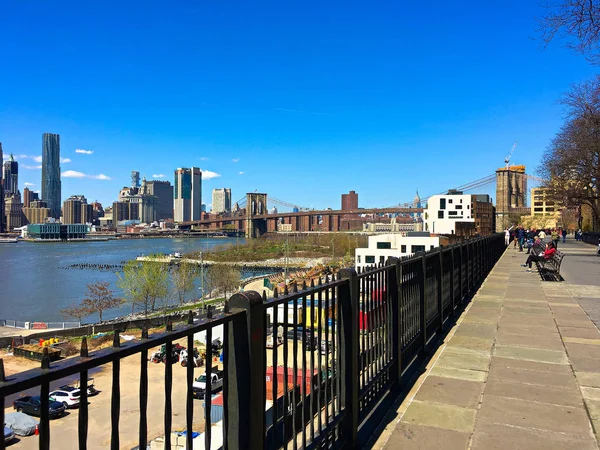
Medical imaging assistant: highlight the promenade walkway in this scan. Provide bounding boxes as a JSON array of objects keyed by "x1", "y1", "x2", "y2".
[{"x1": 375, "y1": 240, "x2": 600, "y2": 450}]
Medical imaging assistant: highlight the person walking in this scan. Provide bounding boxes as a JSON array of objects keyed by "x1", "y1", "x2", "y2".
[
  {"x1": 504, "y1": 225, "x2": 513, "y2": 246},
  {"x1": 551, "y1": 229, "x2": 559, "y2": 249},
  {"x1": 517, "y1": 227, "x2": 525, "y2": 252},
  {"x1": 562, "y1": 228, "x2": 567, "y2": 243},
  {"x1": 538, "y1": 229, "x2": 546, "y2": 241}
]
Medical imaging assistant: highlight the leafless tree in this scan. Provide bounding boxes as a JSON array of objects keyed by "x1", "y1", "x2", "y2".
[
  {"x1": 539, "y1": 76, "x2": 600, "y2": 230},
  {"x1": 538, "y1": 0, "x2": 600, "y2": 63}
]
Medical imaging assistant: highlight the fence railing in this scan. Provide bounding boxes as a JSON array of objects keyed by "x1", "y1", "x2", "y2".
[
  {"x1": 0, "y1": 320, "x2": 80, "y2": 330},
  {"x1": 582, "y1": 232, "x2": 600, "y2": 245},
  {"x1": 0, "y1": 233, "x2": 506, "y2": 450}
]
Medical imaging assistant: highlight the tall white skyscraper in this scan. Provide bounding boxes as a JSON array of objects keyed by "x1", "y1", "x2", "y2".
[
  {"x1": 174, "y1": 167, "x2": 202, "y2": 222},
  {"x1": 212, "y1": 188, "x2": 232, "y2": 214}
]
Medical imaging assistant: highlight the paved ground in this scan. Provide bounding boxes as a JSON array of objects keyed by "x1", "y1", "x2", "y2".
[{"x1": 374, "y1": 241, "x2": 600, "y2": 450}]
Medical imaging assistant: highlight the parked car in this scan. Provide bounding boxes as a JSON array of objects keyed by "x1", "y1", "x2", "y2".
[
  {"x1": 60, "y1": 379, "x2": 98, "y2": 397},
  {"x1": 13, "y1": 396, "x2": 66, "y2": 419},
  {"x1": 4, "y1": 426, "x2": 15, "y2": 444},
  {"x1": 4, "y1": 412, "x2": 39, "y2": 436},
  {"x1": 286, "y1": 328, "x2": 317, "y2": 351},
  {"x1": 192, "y1": 367, "x2": 224, "y2": 399},
  {"x1": 49, "y1": 388, "x2": 81, "y2": 408}
]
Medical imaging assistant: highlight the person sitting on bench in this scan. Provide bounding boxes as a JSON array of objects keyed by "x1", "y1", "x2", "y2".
[{"x1": 522, "y1": 242, "x2": 556, "y2": 271}]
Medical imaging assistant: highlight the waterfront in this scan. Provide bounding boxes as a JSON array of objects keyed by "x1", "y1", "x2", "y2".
[{"x1": 0, "y1": 237, "x2": 247, "y2": 323}]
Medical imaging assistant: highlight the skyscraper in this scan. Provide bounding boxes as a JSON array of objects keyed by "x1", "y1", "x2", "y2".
[
  {"x1": 131, "y1": 171, "x2": 140, "y2": 188},
  {"x1": 42, "y1": 133, "x2": 62, "y2": 219},
  {"x1": 341, "y1": 190, "x2": 359, "y2": 210},
  {"x1": 146, "y1": 180, "x2": 174, "y2": 221},
  {"x1": 174, "y1": 167, "x2": 201, "y2": 222},
  {"x1": 212, "y1": 188, "x2": 232, "y2": 214},
  {"x1": 2, "y1": 153, "x2": 19, "y2": 197}
]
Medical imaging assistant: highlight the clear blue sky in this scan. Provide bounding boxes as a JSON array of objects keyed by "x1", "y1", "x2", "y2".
[{"x1": 0, "y1": 1, "x2": 596, "y2": 210}]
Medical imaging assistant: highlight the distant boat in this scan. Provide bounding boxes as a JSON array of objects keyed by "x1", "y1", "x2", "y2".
[{"x1": 0, "y1": 238, "x2": 18, "y2": 243}]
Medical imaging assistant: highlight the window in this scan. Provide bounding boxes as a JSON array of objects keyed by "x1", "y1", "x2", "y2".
[
  {"x1": 448, "y1": 199, "x2": 453, "y2": 204},
  {"x1": 380, "y1": 256, "x2": 385, "y2": 265},
  {"x1": 365, "y1": 256, "x2": 375, "y2": 264},
  {"x1": 440, "y1": 199, "x2": 446, "y2": 209},
  {"x1": 411, "y1": 245, "x2": 426, "y2": 253},
  {"x1": 430, "y1": 245, "x2": 434, "y2": 250},
  {"x1": 455, "y1": 205, "x2": 462, "y2": 210},
  {"x1": 467, "y1": 205, "x2": 470, "y2": 209},
  {"x1": 460, "y1": 198, "x2": 463, "y2": 203},
  {"x1": 449, "y1": 211, "x2": 458, "y2": 216},
  {"x1": 376, "y1": 242, "x2": 391, "y2": 249},
  {"x1": 438, "y1": 211, "x2": 444, "y2": 219},
  {"x1": 357, "y1": 255, "x2": 361, "y2": 263},
  {"x1": 401, "y1": 245, "x2": 407, "y2": 253}
]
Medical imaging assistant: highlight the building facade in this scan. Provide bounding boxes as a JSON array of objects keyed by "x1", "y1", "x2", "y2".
[
  {"x1": 471, "y1": 194, "x2": 496, "y2": 236},
  {"x1": 212, "y1": 188, "x2": 232, "y2": 214},
  {"x1": 174, "y1": 167, "x2": 202, "y2": 222},
  {"x1": 4, "y1": 195, "x2": 23, "y2": 231},
  {"x1": 341, "y1": 190, "x2": 359, "y2": 210},
  {"x1": 2, "y1": 154, "x2": 18, "y2": 197},
  {"x1": 424, "y1": 194, "x2": 475, "y2": 235},
  {"x1": 23, "y1": 205, "x2": 50, "y2": 225},
  {"x1": 63, "y1": 197, "x2": 83, "y2": 224},
  {"x1": 0, "y1": 142, "x2": 4, "y2": 232},
  {"x1": 42, "y1": 133, "x2": 62, "y2": 219},
  {"x1": 355, "y1": 232, "x2": 448, "y2": 272},
  {"x1": 495, "y1": 165, "x2": 527, "y2": 232},
  {"x1": 23, "y1": 223, "x2": 89, "y2": 241},
  {"x1": 146, "y1": 180, "x2": 173, "y2": 221},
  {"x1": 131, "y1": 171, "x2": 140, "y2": 188}
]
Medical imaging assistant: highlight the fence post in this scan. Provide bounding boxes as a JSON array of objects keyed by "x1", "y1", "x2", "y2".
[
  {"x1": 338, "y1": 268, "x2": 359, "y2": 448},
  {"x1": 225, "y1": 291, "x2": 265, "y2": 450},
  {"x1": 386, "y1": 258, "x2": 402, "y2": 387},
  {"x1": 450, "y1": 246, "x2": 455, "y2": 316},
  {"x1": 437, "y1": 247, "x2": 444, "y2": 333},
  {"x1": 418, "y1": 252, "x2": 427, "y2": 356}
]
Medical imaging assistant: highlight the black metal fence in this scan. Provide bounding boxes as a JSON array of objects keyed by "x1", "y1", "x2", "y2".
[
  {"x1": 0, "y1": 233, "x2": 506, "y2": 450},
  {"x1": 582, "y1": 232, "x2": 600, "y2": 245}
]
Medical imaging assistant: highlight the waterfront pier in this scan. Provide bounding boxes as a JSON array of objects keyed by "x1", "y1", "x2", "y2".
[{"x1": 375, "y1": 239, "x2": 600, "y2": 449}]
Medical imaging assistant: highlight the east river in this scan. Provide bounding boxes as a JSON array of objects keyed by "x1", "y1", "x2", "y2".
[{"x1": 0, "y1": 237, "x2": 249, "y2": 323}]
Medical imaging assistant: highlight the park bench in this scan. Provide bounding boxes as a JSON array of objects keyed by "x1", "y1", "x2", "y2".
[{"x1": 534, "y1": 250, "x2": 565, "y2": 281}]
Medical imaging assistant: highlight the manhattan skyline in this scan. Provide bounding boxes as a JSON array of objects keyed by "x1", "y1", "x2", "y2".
[{"x1": 1, "y1": 1, "x2": 597, "y2": 209}]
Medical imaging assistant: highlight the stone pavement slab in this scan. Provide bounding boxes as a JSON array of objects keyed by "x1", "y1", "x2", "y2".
[{"x1": 377, "y1": 245, "x2": 600, "y2": 450}]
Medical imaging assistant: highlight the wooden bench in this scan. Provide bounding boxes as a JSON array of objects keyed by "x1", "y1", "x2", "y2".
[{"x1": 534, "y1": 250, "x2": 565, "y2": 281}]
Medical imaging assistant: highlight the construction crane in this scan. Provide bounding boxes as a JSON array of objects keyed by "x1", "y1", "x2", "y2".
[{"x1": 504, "y1": 141, "x2": 518, "y2": 169}]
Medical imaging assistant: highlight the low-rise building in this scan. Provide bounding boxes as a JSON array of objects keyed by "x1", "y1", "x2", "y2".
[
  {"x1": 355, "y1": 232, "x2": 449, "y2": 272},
  {"x1": 23, "y1": 223, "x2": 90, "y2": 240},
  {"x1": 364, "y1": 218, "x2": 423, "y2": 233},
  {"x1": 424, "y1": 194, "x2": 475, "y2": 236}
]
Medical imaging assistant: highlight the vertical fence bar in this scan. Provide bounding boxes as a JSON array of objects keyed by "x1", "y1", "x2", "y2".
[
  {"x1": 164, "y1": 339, "x2": 173, "y2": 450},
  {"x1": 111, "y1": 331, "x2": 121, "y2": 450},
  {"x1": 79, "y1": 338, "x2": 89, "y2": 450},
  {"x1": 186, "y1": 330, "x2": 194, "y2": 449},
  {"x1": 205, "y1": 328, "x2": 213, "y2": 450},
  {"x1": 419, "y1": 253, "x2": 427, "y2": 355},
  {"x1": 226, "y1": 291, "x2": 265, "y2": 450},
  {"x1": 338, "y1": 269, "x2": 359, "y2": 448},
  {"x1": 301, "y1": 284, "x2": 308, "y2": 449},
  {"x1": 387, "y1": 258, "x2": 402, "y2": 388},
  {"x1": 40, "y1": 379, "x2": 50, "y2": 450},
  {"x1": 450, "y1": 247, "x2": 456, "y2": 317},
  {"x1": 437, "y1": 247, "x2": 444, "y2": 332}
]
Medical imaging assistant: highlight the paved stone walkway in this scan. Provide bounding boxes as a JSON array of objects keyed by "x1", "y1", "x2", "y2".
[{"x1": 376, "y1": 243, "x2": 600, "y2": 450}]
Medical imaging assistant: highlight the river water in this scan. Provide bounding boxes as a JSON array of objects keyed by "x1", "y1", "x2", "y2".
[{"x1": 0, "y1": 237, "x2": 252, "y2": 323}]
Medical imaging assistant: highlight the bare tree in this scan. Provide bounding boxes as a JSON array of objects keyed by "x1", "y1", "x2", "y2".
[
  {"x1": 538, "y1": 0, "x2": 600, "y2": 63},
  {"x1": 172, "y1": 261, "x2": 199, "y2": 305},
  {"x1": 539, "y1": 76, "x2": 600, "y2": 230},
  {"x1": 205, "y1": 264, "x2": 241, "y2": 300},
  {"x1": 82, "y1": 281, "x2": 124, "y2": 322},
  {"x1": 60, "y1": 304, "x2": 90, "y2": 323}
]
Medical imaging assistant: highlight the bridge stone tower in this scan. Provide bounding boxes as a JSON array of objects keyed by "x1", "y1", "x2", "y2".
[{"x1": 245, "y1": 193, "x2": 268, "y2": 238}]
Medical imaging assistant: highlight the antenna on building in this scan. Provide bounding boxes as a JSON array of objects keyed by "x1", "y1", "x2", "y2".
[{"x1": 504, "y1": 141, "x2": 518, "y2": 169}]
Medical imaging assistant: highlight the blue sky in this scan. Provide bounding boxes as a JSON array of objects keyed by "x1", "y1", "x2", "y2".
[{"x1": 0, "y1": 1, "x2": 596, "y2": 210}]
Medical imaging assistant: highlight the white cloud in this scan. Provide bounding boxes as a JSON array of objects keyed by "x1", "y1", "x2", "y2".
[
  {"x1": 24, "y1": 182, "x2": 35, "y2": 186},
  {"x1": 199, "y1": 157, "x2": 209, "y2": 161},
  {"x1": 62, "y1": 170, "x2": 86, "y2": 178},
  {"x1": 60, "y1": 158, "x2": 71, "y2": 163},
  {"x1": 200, "y1": 169, "x2": 221, "y2": 180},
  {"x1": 239, "y1": 171, "x2": 244, "y2": 175},
  {"x1": 22, "y1": 164, "x2": 42, "y2": 170},
  {"x1": 152, "y1": 173, "x2": 166, "y2": 178},
  {"x1": 232, "y1": 158, "x2": 239, "y2": 163},
  {"x1": 62, "y1": 170, "x2": 111, "y2": 180},
  {"x1": 75, "y1": 149, "x2": 93, "y2": 155},
  {"x1": 32, "y1": 156, "x2": 43, "y2": 163}
]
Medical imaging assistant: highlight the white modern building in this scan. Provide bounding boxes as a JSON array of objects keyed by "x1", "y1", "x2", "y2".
[
  {"x1": 355, "y1": 232, "x2": 449, "y2": 272},
  {"x1": 212, "y1": 188, "x2": 232, "y2": 214},
  {"x1": 424, "y1": 194, "x2": 474, "y2": 235}
]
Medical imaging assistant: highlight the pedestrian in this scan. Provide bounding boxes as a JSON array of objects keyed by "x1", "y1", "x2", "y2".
[
  {"x1": 562, "y1": 228, "x2": 567, "y2": 243},
  {"x1": 551, "y1": 229, "x2": 559, "y2": 249},
  {"x1": 538, "y1": 229, "x2": 546, "y2": 241},
  {"x1": 511, "y1": 228, "x2": 517, "y2": 248},
  {"x1": 504, "y1": 226, "x2": 513, "y2": 246},
  {"x1": 577, "y1": 229, "x2": 582, "y2": 241},
  {"x1": 517, "y1": 226, "x2": 525, "y2": 252}
]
